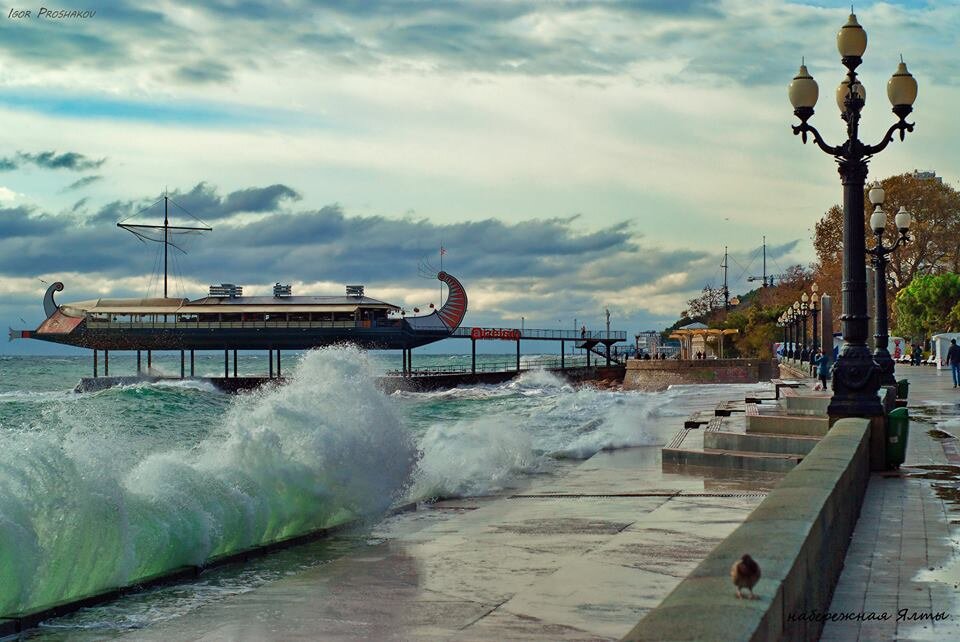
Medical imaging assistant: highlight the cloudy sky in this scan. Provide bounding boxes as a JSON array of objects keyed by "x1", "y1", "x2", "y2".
[{"x1": 1, "y1": 0, "x2": 956, "y2": 354}]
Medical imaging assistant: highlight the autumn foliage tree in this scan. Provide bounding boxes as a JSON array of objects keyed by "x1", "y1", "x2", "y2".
[{"x1": 813, "y1": 172, "x2": 960, "y2": 331}]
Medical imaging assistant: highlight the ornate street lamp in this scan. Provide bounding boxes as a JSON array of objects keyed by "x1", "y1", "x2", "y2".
[
  {"x1": 810, "y1": 283, "x2": 820, "y2": 355},
  {"x1": 866, "y1": 183, "x2": 911, "y2": 386},
  {"x1": 784, "y1": 309, "x2": 792, "y2": 359},
  {"x1": 789, "y1": 11, "x2": 917, "y2": 416},
  {"x1": 778, "y1": 315, "x2": 786, "y2": 358},
  {"x1": 800, "y1": 292, "x2": 810, "y2": 360},
  {"x1": 793, "y1": 301, "x2": 803, "y2": 361}
]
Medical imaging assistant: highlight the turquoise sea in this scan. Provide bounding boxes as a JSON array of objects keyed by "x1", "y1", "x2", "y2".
[{"x1": 0, "y1": 347, "x2": 763, "y2": 638}]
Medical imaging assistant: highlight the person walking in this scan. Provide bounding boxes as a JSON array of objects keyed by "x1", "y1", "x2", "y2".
[
  {"x1": 815, "y1": 349, "x2": 830, "y2": 391},
  {"x1": 948, "y1": 339, "x2": 960, "y2": 388},
  {"x1": 913, "y1": 343, "x2": 923, "y2": 366}
]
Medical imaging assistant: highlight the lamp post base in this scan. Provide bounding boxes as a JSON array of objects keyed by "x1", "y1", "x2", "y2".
[
  {"x1": 873, "y1": 347, "x2": 897, "y2": 387},
  {"x1": 828, "y1": 344, "x2": 883, "y2": 417}
]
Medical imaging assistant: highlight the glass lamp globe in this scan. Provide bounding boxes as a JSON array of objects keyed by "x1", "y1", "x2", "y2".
[
  {"x1": 870, "y1": 207, "x2": 886, "y2": 233},
  {"x1": 895, "y1": 206, "x2": 911, "y2": 232},
  {"x1": 836, "y1": 78, "x2": 866, "y2": 114},
  {"x1": 837, "y1": 12, "x2": 867, "y2": 58},
  {"x1": 789, "y1": 63, "x2": 819, "y2": 109},
  {"x1": 888, "y1": 60, "x2": 918, "y2": 107}
]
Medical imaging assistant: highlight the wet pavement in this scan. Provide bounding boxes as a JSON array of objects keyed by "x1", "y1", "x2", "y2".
[
  {"x1": 821, "y1": 365, "x2": 960, "y2": 641},
  {"x1": 109, "y1": 446, "x2": 779, "y2": 640}
]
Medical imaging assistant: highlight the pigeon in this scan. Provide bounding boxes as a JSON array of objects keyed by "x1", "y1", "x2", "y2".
[{"x1": 731, "y1": 554, "x2": 761, "y2": 599}]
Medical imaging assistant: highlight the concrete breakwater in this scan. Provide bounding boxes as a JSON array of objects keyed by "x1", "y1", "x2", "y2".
[
  {"x1": 623, "y1": 358, "x2": 778, "y2": 391},
  {"x1": 74, "y1": 365, "x2": 628, "y2": 394}
]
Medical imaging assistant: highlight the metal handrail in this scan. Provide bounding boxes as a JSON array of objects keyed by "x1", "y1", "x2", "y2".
[
  {"x1": 389, "y1": 355, "x2": 603, "y2": 376},
  {"x1": 449, "y1": 327, "x2": 626, "y2": 341}
]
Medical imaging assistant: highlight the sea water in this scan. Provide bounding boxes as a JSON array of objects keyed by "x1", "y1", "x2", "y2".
[{"x1": 0, "y1": 348, "x2": 761, "y2": 635}]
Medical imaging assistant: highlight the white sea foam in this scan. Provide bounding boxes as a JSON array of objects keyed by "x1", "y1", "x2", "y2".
[
  {"x1": 411, "y1": 417, "x2": 537, "y2": 499},
  {"x1": 0, "y1": 346, "x2": 415, "y2": 614}
]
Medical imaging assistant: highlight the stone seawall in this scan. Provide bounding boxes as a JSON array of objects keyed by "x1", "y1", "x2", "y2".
[
  {"x1": 624, "y1": 418, "x2": 871, "y2": 641},
  {"x1": 623, "y1": 359, "x2": 777, "y2": 391}
]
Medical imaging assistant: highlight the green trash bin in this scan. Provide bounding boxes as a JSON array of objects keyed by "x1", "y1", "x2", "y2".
[
  {"x1": 887, "y1": 407, "x2": 910, "y2": 469},
  {"x1": 896, "y1": 378, "x2": 909, "y2": 400}
]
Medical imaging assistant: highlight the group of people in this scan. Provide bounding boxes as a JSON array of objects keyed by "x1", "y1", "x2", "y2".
[{"x1": 694, "y1": 351, "x2": 708, "y2": 359}]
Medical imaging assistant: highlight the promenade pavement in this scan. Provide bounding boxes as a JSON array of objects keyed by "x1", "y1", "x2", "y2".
[
  {"x1": 821, "y1": 364, "x2": 960, "y2": 641},
  {"x1": 111, "y1": 390, "x2": 780, "y2": 641}
]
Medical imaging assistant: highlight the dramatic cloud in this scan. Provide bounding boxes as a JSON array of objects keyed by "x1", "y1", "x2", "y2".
[
  {"x1": 0, "y1": 183, "x2": 808, "y2": 341},
  {"x1": 90, "y1": 182, "x2": 302, "y2": 224},
  {"x1": 64, "y1": 175, "x2": 103, "y2": 191},
  {"x1": 0, "y1": 151, "x2": 105, "y2": 172}
]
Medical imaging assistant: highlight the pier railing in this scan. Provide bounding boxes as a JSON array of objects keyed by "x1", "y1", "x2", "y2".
[
  {"x1": 387, "y1": 354, "x2": 603, "y2": 376},
  {"x1": 449, "y1": 327, "x2": 627, "y2": 341}
]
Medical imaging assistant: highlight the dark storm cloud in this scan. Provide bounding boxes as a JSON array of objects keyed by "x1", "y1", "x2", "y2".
[
  {"x1": 176, "y1": 61, "x2": 233, "y2": 84},
  {"x1": 0, "y1": 151, "x2": 106, "y2": 172},
  {"x1": 89, "y1": 183, "x2": 301, "y2": 225},
  {"x1": 64, "y1": 175, "x2": 103, "y2": 191},
  {"x1": 0, "y1": 184, "x2": 630, "y2": 284},
  {"x1": 0, "y1": 183, "x2": 807, "y2": 336}
]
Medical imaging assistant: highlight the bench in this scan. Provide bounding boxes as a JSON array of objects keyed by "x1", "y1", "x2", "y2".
[{"x1": 771, "y1": 378, "x2": 802, "y2": 399}]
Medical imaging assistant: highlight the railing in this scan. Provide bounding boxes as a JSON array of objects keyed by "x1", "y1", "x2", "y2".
[
  {"x1": 387, "y1": 355, "x2": 608, "y2": 376},
  {"x1": 449, "y1": 327, "x2": 627, "y2": 341},
  {"x1": 84, "y1": 320, "x2": 390, "y2": 330}
]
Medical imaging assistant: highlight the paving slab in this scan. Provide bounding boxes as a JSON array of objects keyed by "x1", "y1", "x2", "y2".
[
  {"x1": 110, "y1": 444, "x2": 778, "y2": 641},
  {"x1": 822, "y1": 365, "x2": 960, "y2": 641}
]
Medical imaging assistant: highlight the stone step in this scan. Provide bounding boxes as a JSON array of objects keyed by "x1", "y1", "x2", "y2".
[
  {"x1": 704, "y1": 430, "x2": 820, "y2": 456},
  {"x1": 661, "y1": 446, "x2": 802, "y2": 473},
  {"x1": 714, "y1": 400, "x2": 745, "y2": 416},
  {"x1": 783, "y1": 393, "x2": 831, "y2": 415},
  {"x1": 746, "y1": 412, "x2": 830, "y2": 437}
]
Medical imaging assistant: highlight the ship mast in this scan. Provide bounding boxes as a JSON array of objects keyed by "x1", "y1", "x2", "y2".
[
  {"x1": 164, "y1": 195, "x2": 169, "y2": 298},
  {"x1": 117, "y1": 192, "x2": 212, "y2": 298}
]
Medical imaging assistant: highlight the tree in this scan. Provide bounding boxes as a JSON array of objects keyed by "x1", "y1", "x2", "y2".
[
  {"x1": 685, "y1": 285, "x2": 727, "y2": 319},
  {"x1": 893, "y1": 273, "x2": 960, "y2": 340},
  {"x1": 813, "y1": 172, "x2": 960, "y2": 329}
]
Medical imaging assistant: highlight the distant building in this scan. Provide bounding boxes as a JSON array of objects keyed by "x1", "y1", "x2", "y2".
[
  {"x1": 911, "y1": 169, "x2": 943, "y2": 184},
  {"x1": 635, "y1": 330, "x2": 660, "y2": 355}
]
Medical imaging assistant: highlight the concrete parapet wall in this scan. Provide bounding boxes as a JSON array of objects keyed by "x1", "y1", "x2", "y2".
[
  {"x1": 623, "y1": 359, "x2": 777, "y2": 392},
  {"x1": 624, "y1": 418, "x2": 871, "y2": 641}
]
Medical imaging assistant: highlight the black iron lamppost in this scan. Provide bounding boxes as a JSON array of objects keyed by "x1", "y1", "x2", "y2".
[
  {"x1": 786, "y1": 309, "x2": 795, "y2": 359},
  {"x1": 866, "y1": 182, "x2": 912, "y2": 386},
  {"x1": 777, "y1": 315, "x2": 785, "y2": 358},
  {"x1": 789, "y1": 11, "x2": 918, "y2": 417},
  {"x1": 793, "y1": 301, "x2": 807, "y2": 361},
  {"x1": 810, "y1": 283, "x2": 820, "y2": 355},
  {"x1": 800, "y1": 293, "x2": 810, "y2": 360}
]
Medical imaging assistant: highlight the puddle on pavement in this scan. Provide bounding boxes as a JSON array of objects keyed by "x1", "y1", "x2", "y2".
[
  {"x1": 902, "y1": 465, "x2": 960, "y2": 592},
  {"x1": 905, "y1": 465, "x2": 960, "y2": 506}
]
